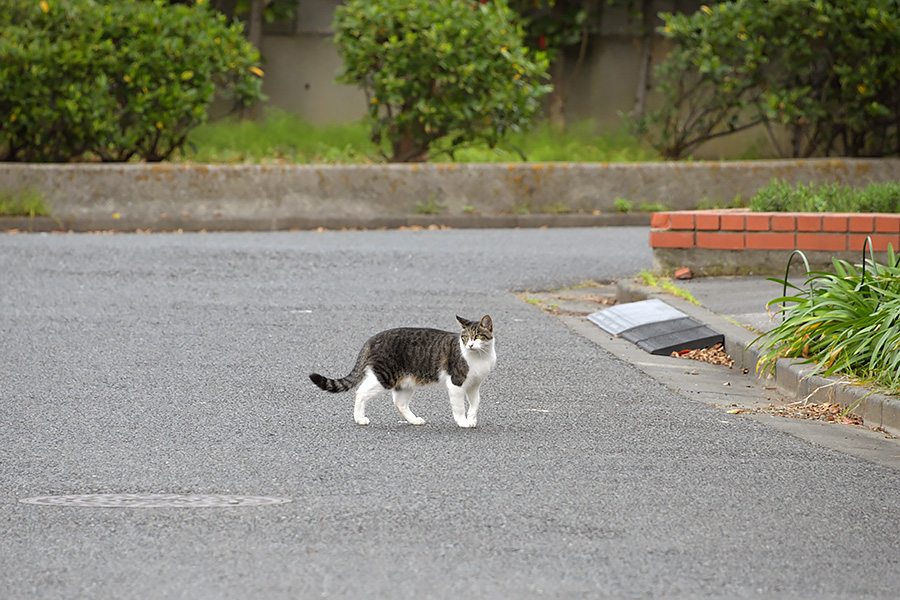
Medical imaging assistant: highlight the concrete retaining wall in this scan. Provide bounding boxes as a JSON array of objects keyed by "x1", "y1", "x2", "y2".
[{"x1": 2, "y1": 159, "x2": 898, "y2": 231}]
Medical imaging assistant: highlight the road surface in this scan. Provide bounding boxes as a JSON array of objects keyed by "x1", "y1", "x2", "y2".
[{"x1": 2, "y1": 228, "x2": 899, "y2": 599}]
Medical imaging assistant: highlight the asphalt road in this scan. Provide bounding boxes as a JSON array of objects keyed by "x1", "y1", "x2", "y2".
[{"x1": 2, "y1": 227, "x2": 900, "y2": 599}]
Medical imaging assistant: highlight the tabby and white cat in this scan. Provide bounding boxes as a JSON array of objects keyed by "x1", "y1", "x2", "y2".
[{"x1": 310, "y1": 315, "x2": 496, "y2": 427}]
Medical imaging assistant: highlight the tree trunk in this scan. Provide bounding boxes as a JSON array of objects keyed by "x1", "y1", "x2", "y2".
[
  {"x1": 547, "y1": 55, "x2": 567, "y2": 130},
  {"x1": 551, "y1": 1, "x2": 602, "y2": 130},
  {"x1": 248, "y1": 0, "x2": 263, "y2": 50},
  {"x1": 390, "y1": 124, "x2": 430, "y2": 163},
  {"x1": 632, "y1": 0, "x2": 655, "y2": 119},
  {"x1": 211, "y1": 0, "x2": 239, "y2": 19},
  {"x1": 239, "y1": 0, "x2": 265, "y2": 119}
]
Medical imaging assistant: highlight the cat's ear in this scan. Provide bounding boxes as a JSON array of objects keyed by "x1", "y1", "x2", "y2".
[
  {"x1": 456, "y1": 315, "x2": 472, "y2": 329},
  {"x1": 479, "y1": 315, "x2": 493, "y2": 332}
]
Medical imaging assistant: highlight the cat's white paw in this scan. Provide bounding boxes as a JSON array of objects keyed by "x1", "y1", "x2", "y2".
[
  {"x1": 405, "y1": 416, "x2": 426, "y2": 425},
  {"x1": 466, "y1": 415, "x2": 478, "y2": 427},
  {"x1": 456, "y1": 418, "x2": 476, "y2": 428},
  {"x1": 355, "y1": 416, "x2": 370, "y2": 426}
]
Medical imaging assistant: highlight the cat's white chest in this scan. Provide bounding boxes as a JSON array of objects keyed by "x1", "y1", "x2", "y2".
[{"x1": 461, "y1": 341, "x2": 496, "y2": 384}]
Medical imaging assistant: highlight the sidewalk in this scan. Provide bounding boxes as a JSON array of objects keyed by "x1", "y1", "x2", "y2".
[
  {"x1": 525, "y1": 275, "x2": 900, "y2": 469},
  {"x1": 630, "y1": 276, "x2": 900, "y2": 438}
]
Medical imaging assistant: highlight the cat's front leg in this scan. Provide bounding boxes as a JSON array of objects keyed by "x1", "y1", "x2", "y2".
[
  {"x1": 465, "y1": 385, "x2": 481, "y2": 427},
  {"x1": 448, "y1": 386, "x2": 474, "y2": 428}
]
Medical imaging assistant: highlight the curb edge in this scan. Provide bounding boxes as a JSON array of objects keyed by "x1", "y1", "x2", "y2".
[{"x1": 615, "y1": 280, "x2": 900, "y2": 437}]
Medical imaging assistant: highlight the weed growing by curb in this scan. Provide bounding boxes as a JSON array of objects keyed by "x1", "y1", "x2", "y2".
[
  {"x1": 614, "y1": 198, "x2": 632, "y2": 213},
  {"x1": 0, "y1": 188, "x2": 49, "y2": 217},
  {"x1": 639, "y1": 270, "x2": 700, "y2": 305},
  {"x1": 414, "y1": 194, "x2": 445, "y2": 215}
]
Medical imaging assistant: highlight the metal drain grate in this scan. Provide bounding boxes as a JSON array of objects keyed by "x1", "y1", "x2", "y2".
[{"x1": 19, "y1": 493, "x2": 292, "y2": 508}]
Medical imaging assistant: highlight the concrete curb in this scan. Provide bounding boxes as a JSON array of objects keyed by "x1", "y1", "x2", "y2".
[
  {"x1": 0, "y1": 216, "x2": 65, "y2": 232},
  {"x1": 616, "y1": 280, "x2": 900, "y2": 437},
  {"x1": 0, "y1": 212, "x2": 650, "y2": 233}
]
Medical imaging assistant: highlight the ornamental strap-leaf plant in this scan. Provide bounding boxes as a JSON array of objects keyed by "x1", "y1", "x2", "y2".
[
  {"x1": 333, "y1": 0, "x2": 552, "y2": 162},
  {"x1": 753, "y1": 247, "x2": 900, "y2": 395}
]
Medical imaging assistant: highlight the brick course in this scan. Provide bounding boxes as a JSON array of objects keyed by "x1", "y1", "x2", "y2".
[{"x1": 650, "y1": 210, "x2": 900, "y2": 252}]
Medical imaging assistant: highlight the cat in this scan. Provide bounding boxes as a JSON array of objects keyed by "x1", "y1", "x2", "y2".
[{"x1": 309, "y1": 315, "x2": 496, "y2": 428}]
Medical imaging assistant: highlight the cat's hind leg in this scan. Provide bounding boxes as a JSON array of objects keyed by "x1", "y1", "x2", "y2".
[
  {"x1": 354, "y1": 369, "x2": 385, "y2": 426},
  {"x1": 392, "y1": 388, "x2": 425, "y2": 425}
]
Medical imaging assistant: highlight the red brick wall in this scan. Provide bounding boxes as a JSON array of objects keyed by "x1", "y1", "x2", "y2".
[{"x1": 650, "y1": 210, "x2": 900, "y2": 253}]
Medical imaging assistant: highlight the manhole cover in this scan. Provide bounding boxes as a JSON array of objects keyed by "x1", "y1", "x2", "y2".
[{"x1": 19, "y1": 494, "x2": 292, "y2": 508}]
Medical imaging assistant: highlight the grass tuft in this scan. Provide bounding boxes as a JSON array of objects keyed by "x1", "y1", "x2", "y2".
[
  {"x1": 414, "y1": 194, "x2": 445, "y2": 215},
  {"x1": 639, "y1": 270, "x2": 700, "y2": 305}
]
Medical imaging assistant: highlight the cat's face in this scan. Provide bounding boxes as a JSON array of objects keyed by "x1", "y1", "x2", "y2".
[{"x1": 457, "y1": 315, "x2": 493, "y2": 352}]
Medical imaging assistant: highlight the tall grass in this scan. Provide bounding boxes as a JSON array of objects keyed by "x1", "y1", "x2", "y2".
[
  {"x1": 179, "y1": 110, "x2": 658, "y2": 164},
  {"x1": 181, "y1": 112, "x2": 378, "y2": 163},
  {"x1": 753, "y1": 248, "x2": 900, "y2": 394},
  {"x1": 443, "y1": 120, "x2": 659, "y2": 162}
]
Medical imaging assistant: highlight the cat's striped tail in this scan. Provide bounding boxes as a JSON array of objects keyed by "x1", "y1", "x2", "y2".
[{"x1": 309, "y1": 352, "x2": 367, "y2": 393}]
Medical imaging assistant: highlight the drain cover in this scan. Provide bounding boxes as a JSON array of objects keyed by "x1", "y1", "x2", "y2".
[
  {"x1": 587, "y1": 298, "x2": 685, "y2": 335},
  {"x1": 19, "y1": 493, "x2": 292, "y2": 508},
  {"x1": 588, "y1": 298, "x2": 724, "y2": 355}
]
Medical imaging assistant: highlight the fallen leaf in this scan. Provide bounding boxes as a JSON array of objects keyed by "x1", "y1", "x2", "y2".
[{"x1": 671, "y1": 343, "x2": 734, "y2": 368}]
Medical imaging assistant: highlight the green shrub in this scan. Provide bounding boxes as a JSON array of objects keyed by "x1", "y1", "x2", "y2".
[
  {"x1": 751, "y1": 180, "x2": 900, "y2": 213},
  {"x1": 754, "y1": 250, "x2": 900, "y2": 394},
  {"x1": 0, "y1": 0, "x2": 264, "y2": 162},
  {"x1": 333, "y1": 0, "x2": 551, "y2": 162},
  {"x1": 636, "y1": 0, "x2": 900, "y2": 159}
]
